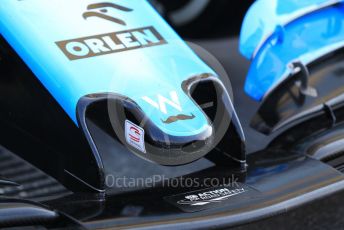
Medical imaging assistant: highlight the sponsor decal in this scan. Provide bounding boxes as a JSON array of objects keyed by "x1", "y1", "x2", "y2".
[
  {"x1": 83, "y1": 2, "x2": 133, "y2": 25},
  {"x1": 56, "y1": 26, "x2": 167, "y2": 60},
  {"x1": 142, "y1": 91, "x2": 197, "y2": 124},
  {"x1": 142, "y1": 91, "x2": 182, "y2": 114},
  {"x1": 165, "y1": 184, "x2": 259, "y2": 212},
  {"x1": 162, "y1": 114, "x2": 195, "y2": 124},
  {"x1": 177, "y1": 187, "x2": 246, "y2": 206},
  {"x1": 125, "y1": 120, "x2": 146, "y2": 153},
  {"x1": 56, "y1": 2, "x2": 167, "y2": 60}
]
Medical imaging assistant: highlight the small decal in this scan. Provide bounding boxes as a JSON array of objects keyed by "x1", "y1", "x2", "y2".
[
  {"x1": 83, "y1": 2, "x2": 133, "y2": 26},
  {"x1": 177, "y1": 188, "x2": 246, "y2": 206},
  {"x1": 165, "y1": 184, "x2": 260, "y2": 212},
  {"x1": 125, "y1": 120, "x2": 146, "y2": 153},
  {"x1": 162, "y1": 114, "x2": 195, "y2": 124},
  {"x1": 142, "y1": 91, "x2": 182, "y2": 114}
]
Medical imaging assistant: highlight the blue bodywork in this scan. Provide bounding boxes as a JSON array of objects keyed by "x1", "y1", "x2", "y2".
[
  {"x1": 0, "y1": 0, "x2": 215, "y2": 137},
  {"x1": 240, "y1": 0, "x2": 344, "y2": 101}
]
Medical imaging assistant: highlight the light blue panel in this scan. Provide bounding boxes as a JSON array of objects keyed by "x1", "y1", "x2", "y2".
[
  {"x1": 240, "y1": 0, "x2": 343, "y2": 59},
  {"x1": 0, "y1": 0, "x2": 216, "y2": 137},
  {"x1": 244, "y1": 4, "x2": 344, "y2": 101}
]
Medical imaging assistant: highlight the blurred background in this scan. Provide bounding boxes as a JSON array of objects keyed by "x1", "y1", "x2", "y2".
[{"x1": 149, "y1": 0, "x2": 254, "y2": 38}]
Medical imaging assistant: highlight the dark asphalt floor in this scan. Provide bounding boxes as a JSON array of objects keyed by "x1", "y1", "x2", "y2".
[{"x1": 192, "y1": 38, "x2": 344, "y2": 230}]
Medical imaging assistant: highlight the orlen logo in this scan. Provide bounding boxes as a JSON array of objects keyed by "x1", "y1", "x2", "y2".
[
  {"x1": 125, "y1": 120, "x2": 146, "y2": 153},
  {"x1": 56, "y1": 27, "x2": 166, "y2": 60},
  {"x1": 55, "y1": 2, "x2": 167, "y2": 60}
]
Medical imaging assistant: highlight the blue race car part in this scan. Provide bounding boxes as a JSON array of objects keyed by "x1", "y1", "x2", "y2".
[
  {"x1": 251, "y1": 46, "x2": 344, "y2": 135},
  {"x1": 0, "y1": 0, "x2": 246, "y2": 192},
  {"x1": 240, "y1": 0, "x2": 344, "y2": 60},
  {"x1": 240, "y1": 0, "x2": 344, "y2": 101}
]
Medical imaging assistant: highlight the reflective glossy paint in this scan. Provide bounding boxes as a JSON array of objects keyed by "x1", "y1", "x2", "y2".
[
  {"x1": 242, "y1": 3, "x2": 344, "y2": 101},
  {"x1": 240, "y1": 0, "x2": 344, "y2": 59},
  {"x1": 45, "y1": 150, "x2": 344, "y2": 229},
  {"x1": 0, "y1": 0, "x2": 215, "y2": 137},
  {"x1": 250, "y1": 47, "x2": 344, "y2": 135}
]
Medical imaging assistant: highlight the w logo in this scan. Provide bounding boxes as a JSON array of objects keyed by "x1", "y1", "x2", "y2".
[
  {"x1": 142, "y1": 91, "x2": 183, "y2": 115},
  {"x1": 83, "y1": 2, "x2": 133, "y2": 26}
]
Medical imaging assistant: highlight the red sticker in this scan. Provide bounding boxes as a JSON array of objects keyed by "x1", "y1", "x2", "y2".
[{"x1": 125, "y1": 120, "x2": 146, "y2": 153}]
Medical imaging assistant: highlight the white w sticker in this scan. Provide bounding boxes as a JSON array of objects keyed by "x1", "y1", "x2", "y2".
[{"x1": 142, "y1": 91, "x2": 182, "y2": 114}]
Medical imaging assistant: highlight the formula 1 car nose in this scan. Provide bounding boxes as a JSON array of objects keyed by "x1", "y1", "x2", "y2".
[
  {"x1": 0, "y1": 0, "x2": 245, "y2": 192},
  {"x1": 77, "y1": 81, "x2": 216, "y2": 166}
]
